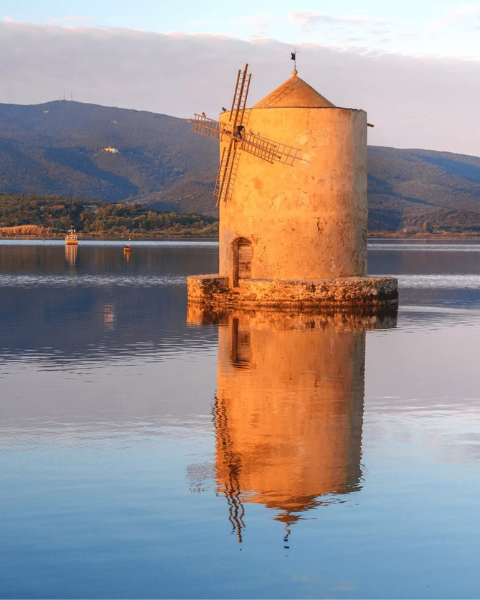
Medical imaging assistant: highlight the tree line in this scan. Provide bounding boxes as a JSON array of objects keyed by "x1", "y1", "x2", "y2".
[{"x1": 0, "y1": 194, "x2": 218, "y2": 236}]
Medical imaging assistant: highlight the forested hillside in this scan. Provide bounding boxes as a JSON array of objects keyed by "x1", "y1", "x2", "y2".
[
  {"x1": 0, "y1": 194, "x2": 218, "y2": 236},
  {"x1": 367, "y1": 147, "x2": 480, "y2": 232},
  {"x1": 1, "y1": 100, "x2": 480, "y2": 232},
  {"x1": 0, "y1": 100, "x2": 217, "y2": 213}
]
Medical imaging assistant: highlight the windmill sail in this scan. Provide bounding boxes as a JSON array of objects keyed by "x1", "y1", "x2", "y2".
[
  {"x1": 240, "y1": 132, "x2": 278, "y2": 163},
  {"x1": 190, "y1": 114, "x2": 230, "y2": 141},
  {"x1": 230, "y1": 64, "x2": 252, "y2": 131},
  {"x1": 240, "y1": 132, "x2": 303, "y2": 166},
  {"x1": 214, "y1": 146, "x2": 229, "y2": 203},
  {"x1": 214, "y1": 140, "x2": 240, "y2": 206},
  {"x1": 190, "y1": 63, "x2": 304, "y2": 207}
]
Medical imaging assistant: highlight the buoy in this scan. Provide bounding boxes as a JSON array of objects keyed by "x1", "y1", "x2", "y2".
[{"x1": 124, "y1": 244, "x2": 132, "y2": 254}]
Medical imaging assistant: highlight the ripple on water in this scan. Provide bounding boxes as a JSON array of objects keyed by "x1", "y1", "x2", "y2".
[
  {"x1": 396, "y1": 274, "x2": 480, "y2": 289},
  {"x1": 369, "y1": 242, "x2": 480, "y2": 252},
  {"x1": 0, "y1": 274, "x2": 186, "y2": 288}
]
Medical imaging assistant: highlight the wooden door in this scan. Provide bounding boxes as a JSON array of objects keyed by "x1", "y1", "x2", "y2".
[{"x1": 237, "y1": 240, "x2": 252, "y2": 281}]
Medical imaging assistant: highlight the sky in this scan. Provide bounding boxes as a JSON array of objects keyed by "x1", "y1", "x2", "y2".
[{"x1": 1, "y1": 1, "x2": 480, "y2": 154}]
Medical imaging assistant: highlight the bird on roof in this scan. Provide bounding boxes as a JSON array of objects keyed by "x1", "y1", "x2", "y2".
[
  {"x1": 201, "y1": 112, "x2": 206, "y2": 117},
  {"x1": 222, "y1": 107, "x2": 227, "y2": 112}
]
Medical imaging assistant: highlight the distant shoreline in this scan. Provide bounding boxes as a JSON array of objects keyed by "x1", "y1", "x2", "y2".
[
  {"x1": 0, "y1": 234, "x2": 219, "y2": 241},
  {"x1": 368, "y1": 232, "x2": 480, "y2": 239},
  {"x1": 2, "y1": 233, "x2": 480, "y2": 242}
]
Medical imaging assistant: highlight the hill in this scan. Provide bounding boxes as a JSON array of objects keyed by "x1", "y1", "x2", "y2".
[
  {"x1": 367, "y1": 147, "x2": 480, "y2": 232},
  {"x1": 1, "y1": 100, "x2": 480, "y2": 232},
  {"x1": 0, "y1": 100, "x2": 217, "y2": 213}
]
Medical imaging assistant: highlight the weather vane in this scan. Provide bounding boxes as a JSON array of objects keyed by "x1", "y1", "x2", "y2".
[{"x1": 291, "y1": 49, "x2": 299, "y2": 75}]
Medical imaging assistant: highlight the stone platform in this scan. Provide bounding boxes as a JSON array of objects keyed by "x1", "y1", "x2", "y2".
[{"x1": 187, "y1": 275, "x2": 398, "y2": 310}]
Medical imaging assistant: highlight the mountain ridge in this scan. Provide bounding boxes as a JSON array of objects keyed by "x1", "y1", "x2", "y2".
[{"x1": 1, "y1": 100, "x2": 480, "y2": 231}]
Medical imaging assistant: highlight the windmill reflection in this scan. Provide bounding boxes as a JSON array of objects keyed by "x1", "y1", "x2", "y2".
[{"x1": 189, "y1": 307, "x2": 396, "y2": 543}]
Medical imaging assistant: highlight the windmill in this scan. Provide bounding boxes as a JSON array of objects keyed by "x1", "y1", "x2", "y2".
[{"x1": 190, "y1": 64, "x2": 303, "y2": 206}]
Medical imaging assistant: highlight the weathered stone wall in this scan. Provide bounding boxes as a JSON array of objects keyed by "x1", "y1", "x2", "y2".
[
  {"x1": 187, "y1": 275, "x2": 398, "y2": 309},
  {"x1": 219, "y1": 107, "x2": 367, "y2": 285}
]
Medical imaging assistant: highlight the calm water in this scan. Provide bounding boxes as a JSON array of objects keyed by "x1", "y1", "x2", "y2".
[{"x1": 1, "y1": 239, "x2": 480, "y2": 599}]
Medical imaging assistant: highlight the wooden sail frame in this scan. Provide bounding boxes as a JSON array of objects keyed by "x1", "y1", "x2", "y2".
[{"x1": 190, "y1": 64, "x2": 304, "y2": 205}]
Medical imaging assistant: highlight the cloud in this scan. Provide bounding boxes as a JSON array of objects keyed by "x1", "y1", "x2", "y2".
[
  {"x1": 291, "y1": 11, "x2": 398, "y2": 33},
  {"x1": 291, "y1": 11, "x2": 337, "y2": 28},
  {"x1": 49, "y1": 16, "x2": 95, "y2": 24},
  {"x1": 371, "y1": 29, "x2": 392, "y2": 36},
  {"x1": 230, "y1": 14, "x2": 281, "y2": 40},
  {"x1": 189, "y1": 19, "x2": 219, "y2": 26},
  {"x1": 0, "y1": 22, "x2": 479, "y2": 156},
  {"x1": 430, "y1": 3, "x2": 480, "y2": 27}
]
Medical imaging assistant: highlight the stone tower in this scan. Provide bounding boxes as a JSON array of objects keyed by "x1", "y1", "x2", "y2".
[
  {"x1": 219, "y1": 72, "x2": 367, "y2": 285},
  {"x1": 188, "y1": 65, "x2": 398, "y2": 309}
]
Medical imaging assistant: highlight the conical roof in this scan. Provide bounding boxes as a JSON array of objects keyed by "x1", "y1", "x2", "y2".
[{"x1": 253, "y1": 71, "x2": 335, "y2": 109}]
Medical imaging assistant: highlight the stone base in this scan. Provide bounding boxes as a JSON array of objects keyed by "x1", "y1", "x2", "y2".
[{"x1": 187, "y1": 274, "x2": 398, "y2": 310}]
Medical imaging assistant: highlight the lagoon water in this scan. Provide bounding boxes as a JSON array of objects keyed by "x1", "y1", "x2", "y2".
[{"x1": 1, "y1": 239, "x2": 480, "y2": 599}]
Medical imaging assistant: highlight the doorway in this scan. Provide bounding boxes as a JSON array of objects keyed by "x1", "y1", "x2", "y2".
[{"x1": 234, "y1": 238, "x2": 252, "y2": 284}]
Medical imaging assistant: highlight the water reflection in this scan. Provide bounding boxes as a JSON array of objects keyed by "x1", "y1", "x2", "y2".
[
  {"x1": 102, "y1": 303, "x2": 115, "y2": 331},
  {"x1": 0, "y1": 241, "x2": 219, "y2": 367},
  {"x1": 65, "y1": 244, "x2": 78, "y2": 267},
  {"x1": 368, "y1": 239, "x2": 480, "y2": 308},
  {"x1": 2, "y1": 240, "x2": 480, "y2": 598},
  {"x1": 189, "y1": 308, "x2": 397, "y2": 543}
]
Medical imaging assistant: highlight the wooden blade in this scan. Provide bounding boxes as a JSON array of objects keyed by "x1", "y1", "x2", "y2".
[
  {"x1": 214, "y1": 146, "x2": 229, "y2": 202},
  {"x1": 229, "y1": 64, "x2": 252, "y2": 131},
  {"x1": 190, "y1": 114, "x2": 230, "y2": 141},
  {"x1": 240, "y1": 132, "x2": 303, "y2": 166},
  {"x1": 214, "y1": 140, "x2": 240, "y2": 206},
  {"x1": 239, "y1": 132, "x2": 278, "y2": 163}
]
